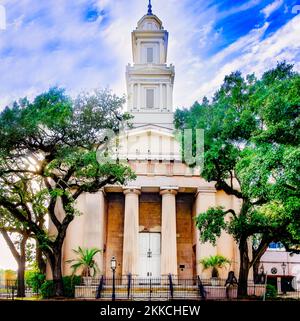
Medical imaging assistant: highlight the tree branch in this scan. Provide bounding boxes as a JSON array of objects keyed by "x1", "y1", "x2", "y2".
[
  {"x1": 0, "y1": 228, "x2": 21, "y2": 262},
  {"x1": 251, "y1": 236, "x2": 271, "y2": 267},
  {"x1": 225, "y1": 208, "x2": 237, "y2": 219},
  {"x1": 215, "y1": 179, "x2": 243, "y2": 199}
]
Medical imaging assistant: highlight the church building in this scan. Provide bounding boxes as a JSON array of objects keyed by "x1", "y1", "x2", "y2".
[{"x1": 50, "y1": 1, "x2": 241, "y2": 282}]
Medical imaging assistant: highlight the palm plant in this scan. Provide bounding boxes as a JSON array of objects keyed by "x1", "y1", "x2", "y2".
[
  {"x1": 67, "y1": 247, "x2": 101, "y2": 277},
  {"x1": 200, "y1": 255, "x2": 231, "y2": 278}
]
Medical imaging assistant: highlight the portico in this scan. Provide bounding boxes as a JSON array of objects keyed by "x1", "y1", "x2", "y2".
[{"x1": 75, "y1": 176, "x2": 238, "y2": 280}]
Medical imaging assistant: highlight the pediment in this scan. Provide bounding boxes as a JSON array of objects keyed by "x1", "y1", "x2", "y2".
[{"x1": 116, "y1": 125, "x2": 181, "y2": 161}]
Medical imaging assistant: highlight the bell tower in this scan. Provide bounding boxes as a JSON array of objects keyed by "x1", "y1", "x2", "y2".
[{"x1": 126, "y1": 1, "x2": 175, "y2": 129}]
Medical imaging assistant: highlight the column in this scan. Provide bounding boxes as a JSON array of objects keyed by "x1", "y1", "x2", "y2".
[
  {"x1": 160, "y1": 187, "x2": 178, "y2": 276},
  {"x1": 122, "y1": 188, "x2": 141, "y2": 276},
  {"x1": 136, "y1": 40, "x2": 141, "y2": 63},
  {"x1": 216, "y1": 190, "x2": 235, "y2": 278},
  {"x1": 130, "y1": 83, "x2": 134, "y2": 110},
  {"x1": 84, "y1": 190, "x2": 106, "y2": 275},
  {"x1": 166, "y1": 84, "x2": 171, "y2": 110},
  {"x1": 194, "y1": 187, "x2": 217, "y2": 278},
  {"x1": 170, "y1": 84, "x2": 173, "y2": 110},
  {"x1": 159, "y1": 39, "x2": 164, "y2": 63},
  {"x1": 159, "y1": 83, "x2": 163, "y2": 110},
  {"x1": 137, "y1": 84, "x2": 141, "y2": 109},
  {"x1": 61, "y1": 194, "x2": 85, "y2": 277}
]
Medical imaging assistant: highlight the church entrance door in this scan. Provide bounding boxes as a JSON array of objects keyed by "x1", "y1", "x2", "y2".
[{"x1": 139, "y1": 232, "x2": 161, "y2": 278}]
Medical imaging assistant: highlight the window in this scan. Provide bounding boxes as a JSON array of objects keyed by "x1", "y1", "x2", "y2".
[
  {"x1": 147, "y1": 47, "x2": 154, "y2": 63},
  {"x1": 146, "y1": 89, "x2": 154, "y2": 109}
]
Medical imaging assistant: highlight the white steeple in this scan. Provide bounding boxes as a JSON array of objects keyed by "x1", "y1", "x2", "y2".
[{"x1": 126, "y1": 1, "x2": 175, "y2": 129}]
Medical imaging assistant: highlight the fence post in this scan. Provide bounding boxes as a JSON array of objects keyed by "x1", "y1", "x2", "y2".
[
  {"x1": 197, "y1": 276, "x2": 207, "y2": 300},
  {"x1": 168, "y1": 274, "x2": 174, "y2": 300},
  {"x1": 127, "y1": 273, "x2": 132, "y2": 299},
  {"x1": 96, "y1": 275, "x2": 104, "y2": 299}
]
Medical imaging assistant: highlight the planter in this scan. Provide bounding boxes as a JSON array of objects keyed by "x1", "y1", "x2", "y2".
[
  {"x1": 83, "y1": 277, "x2": 93, "y2": 286},
  {"x1": 210, "y1": 277, "x2": 220, "y2": 286}
]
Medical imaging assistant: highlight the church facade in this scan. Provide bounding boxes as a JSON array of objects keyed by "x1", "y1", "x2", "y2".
[{"x1": 49, "y1": 4, "x2": 241, "y2": 281}]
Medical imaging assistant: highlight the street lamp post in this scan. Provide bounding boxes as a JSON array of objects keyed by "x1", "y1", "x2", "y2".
[
  {"x1": 111, "y1": 256, "x2": 117, "y2": 301},
  {"x1": 281, "y1": 262, "x2": 286, "y2": 276}
]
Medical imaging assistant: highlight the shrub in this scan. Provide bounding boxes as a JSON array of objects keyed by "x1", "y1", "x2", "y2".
[
  {"x1": 40, "y1": 276, "x2": 81, "y2": 299},
  {"x1": 62, "y1": 276, "x2": 81, "y2": 297},
  {"x1": 67, "y1": 247, "x2": 101, "y2": 277},
  {"x1": 40, "y1": 280, "x2": 55, "y2": 299},
  {"x1": 200, "y1": 255, "x2": 231, "y2": 278},
  {"x1": 266, "y1": 284, "x2": 277, "y2": 299},
  {"x1": 25, "y1": 270, "x2": 46, "y2": 293}
]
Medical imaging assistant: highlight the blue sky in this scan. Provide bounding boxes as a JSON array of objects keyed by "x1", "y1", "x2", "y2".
[
  {"x1": 0, "y1": 0, "x2": 300, "y2": 268},
  {"x1": 0, "y1": 0, "x2": 300, "y2": 111}
]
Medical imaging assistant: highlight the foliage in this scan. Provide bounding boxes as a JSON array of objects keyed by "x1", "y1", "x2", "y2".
[
  {"x1": 25, "y1": 269, "x2": 46, "y2": 293},
  {"x1": 67, "y1": 247, "x2": 101, "y2": 277},
  {"x1": 195, "y1": 207, "x2": 227, "y2": 245},
  {"x1": 199, "y1": 255, "x2": 231, "y2": 278},
  {"x1": 265, "y1": 284, "x2": 277, "y2": 299},
  {"x1": 0, "y1": 87, "x2": 135, "y2": 296},
  {"x1": 175, "y1": 61, "x2": 300, "y2": 295},
  {"x1": 40, "y1": 280, "x2": 55, "y2": 299},
  {"x1": 2, "y1": 269, "x2": 16, "y2": 280},
  {"x1": 40, "y1": 276, "x2": 81, "y2": 299}
]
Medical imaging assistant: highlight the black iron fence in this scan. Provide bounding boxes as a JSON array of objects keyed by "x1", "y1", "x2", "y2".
[
  {"x1": 75, "y1": 276, "x2": 267, "y2": 301},
  {"x1": 0, "y1": 279, "x2": 41, "y2": 300},
  {"x1": 3, "y1": 276, "x2": 300, "y2": 301}
]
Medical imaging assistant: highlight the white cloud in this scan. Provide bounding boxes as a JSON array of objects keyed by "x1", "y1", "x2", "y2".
[
  {"x1": 220, "y1": 0, "x2": 261, "y2": 18},
  {"x1": 0, "y1": 0, "x2": 299, "y2": 110},
  {"x1": 261, "y1": 0, "x2": 284, "y2": 19},
  {"x1": 0, "y1": 0, "x2": 115, "y2": 106},
  {"x1": 194, "y1": 14, "x2": 300, "y2": 102}
]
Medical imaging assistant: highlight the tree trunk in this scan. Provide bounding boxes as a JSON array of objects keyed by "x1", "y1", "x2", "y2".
[
  {"x1": 17, "y1": 258, "x2": 26, "y2": 297},
  {"x1": 17, "y1": 235, "x2": 27, "y2": 297},
  {"x1": 36, "y1": 240, "x2": 46, "y2": 274},
  {"x1": 253, "y1": 259, "x2": 260, "y2": 283},
  {"x1": 238, "y1": 238, "x2": 250, "y2": 297},
  {"x1": 48, "y1": 249, "x2": 64, "y2": 297},
  {"x1": 0, "y1": 229, "x2": 27, "y2": 297}
]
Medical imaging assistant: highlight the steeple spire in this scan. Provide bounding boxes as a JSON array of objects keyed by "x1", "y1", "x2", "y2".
[{"x1": 147, "y1": 0, "x2": 153, "y2": 15}]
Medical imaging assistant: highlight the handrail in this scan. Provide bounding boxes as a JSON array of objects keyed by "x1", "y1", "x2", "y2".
[
  {"x1": 168, "y1": 274, "x2": 174, "y2": 299},
  {"x1": 127, "y1": 273, "x2": 132, "y2": 299},
  {"x1": 96, "y1": 275, "x2": 105, "y2": 299},
  {"x1": 197, "y1": 276, "x2": 207, "y2": 300}
]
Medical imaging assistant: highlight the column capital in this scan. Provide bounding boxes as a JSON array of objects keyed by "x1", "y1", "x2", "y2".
[
  {"x1": 195, "y1": 186, "x2": 216, "y2": 197},
  {"x1": 160, "y1": 186, "x2": 178, "y2": 196},
  {"x1": 123, "y1": 187, "x2": 141, "y2": 196}
]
